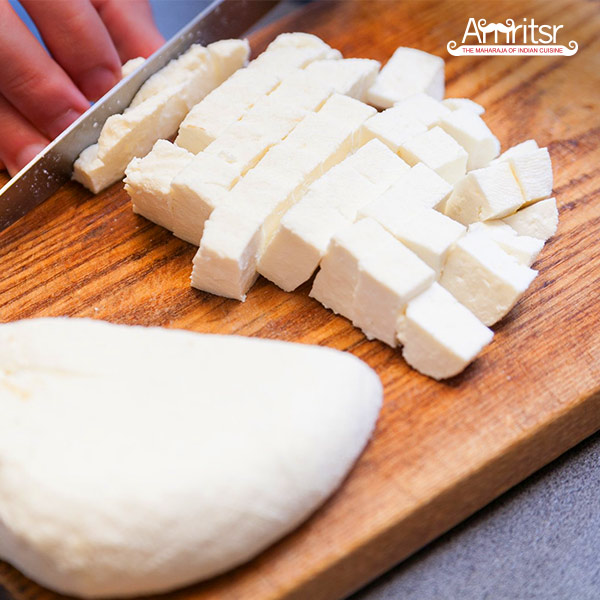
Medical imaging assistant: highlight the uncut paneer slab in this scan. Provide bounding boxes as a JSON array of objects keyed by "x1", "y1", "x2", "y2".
[
  {"x1": 140, "y1": 58, "x2": 379, "y2": 246},
  {"x1": 175, "y1": 32, "x2": 342, "y2": 153},
  {"x1": 258, "y1": 139, "x2": 409, "y2": 292},
  {"x1": 191, "y1": 94, "x2": 376, "y2": 300},
  {"x1": 73, "y1": 39, "x2": 249, "y2": 193}
]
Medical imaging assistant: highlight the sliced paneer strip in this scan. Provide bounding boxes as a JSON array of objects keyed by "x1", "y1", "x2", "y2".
[
  {"x1": 258, "y1": 140, "x2": 408, "y2": 291},
  {"x1": 492, "y1": 139, "x2": 538, "y2": 162},
  {"x1": 124, "y1": 140, "x2": 194, "y2": 231},
  {"x1": 310, "y1": 219, "x2": 434, "y2": 345},
  {"x1": 495, "y1": 147, "x2": 553, "y2": 205},
  {"x1": 439, "y1": 230, "x2": 538, "y2": 326},
  {"x1": 192, "y1": 95, "x2": 375, "y2": 300},
  {"x1": 502, "y1": 197, "x2": 558, "y2": 241},
  {"x1": 393, "y1": 93, "x2": 451, "y2": 128},
  {"x1": 303, "y1": 58, "x2": 380, "y2": 102},
  {"x1": 353, "y1": 228, "x2": 436, "y2": 346},
  {"x1": 400, "y1": 283, "x2": 494, "y2": 380},
  {"x1": 130, "y1": 40, "x2": 249, "y2": 109},
  {"x1": 176, "y1": 33, "x2": 339, "y2": 153},
  {"x1": 444, "y1": 162, "x2": 525, "y2": 225},
  {"x1": 175, "y1": 68, "x2": 282, "y2": 153},
  {"x1": 359, "y1": 190, "x2": 465, "y2": 275},
  {"x1": 73, "y1": 87, "x2": 189, "y2": 194},
  {"x1": 469, "y1": 222, "x2": 544, "y2": 266},
  {"x1": 367, "y1": 47, "x2": 444, "y2": 109},
  {"x1": 360, "y1": 106, "x2": 428, "y2": 153},
  {"x1": 439, "y1": 109, "x2": 500, "y2": 170},
  {"x1": 73, "y1": 40, "x2": 248, "y2": 194},
  {"x1": 399, "y1": 127, "x2": 468, "y2": 184},
  {"x1": 442, "y1": 98, "x2": 485, "y2": 115},
  {"x1": 121, "y1": 57, "x2": 144, "y2": 78}
]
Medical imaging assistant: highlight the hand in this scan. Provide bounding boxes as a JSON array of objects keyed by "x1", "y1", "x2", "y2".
[{"x1": 0, "y1": 0, "x2": 164, "y2": 176}]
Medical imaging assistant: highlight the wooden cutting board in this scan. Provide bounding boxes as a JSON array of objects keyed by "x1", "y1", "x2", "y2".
[{"x1": 1, "y1": 1, "x2": 599, "y2": 599}]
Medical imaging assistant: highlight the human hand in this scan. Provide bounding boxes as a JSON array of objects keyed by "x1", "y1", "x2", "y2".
[{"x1": 0, "y1": 0, "x2": 164, "y2": 176}]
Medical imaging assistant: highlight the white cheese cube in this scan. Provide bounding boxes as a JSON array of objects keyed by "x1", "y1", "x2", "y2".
[
  {"x1": 353, "y1": 229, "x2": 435, "y2": 346},
  {"x1": 379, "y1": 162, "x2": 452, "y2": 211},
  {"x1": 442, "y1": 98, "x2": 485, "y2": 115},
  {"x1": 258, "y1": 140, "x2": 408, "y2": 291},
  {"x1": 129, "y1": 44, "x2": 210, "y2": 107},
  {"x1": 192, "y1": 95, "x2": 375, "y2": 300},
  {"x1": 367, "y1": 47, "x2": 444, "y2": 109},
  {"x1": 444, "y1": 162, "x2": 525, "y2": 225},
  {"x1": 360, "y1": 107, "x2": 428, "y2": 153},
  {"x1": 401, "y1": 283, "x2": 494, "y2": 380},
  {"x1": 124, "y1": 140, "x2": 193, "y2": 231},
  {"x1": 73, "y1": 87, "x2": 188, "y2": 193},
  {"x1": 439, "y1": 109, "x2": 500, "y2": 169},
  {"x1": 393, "y1": 93, "x2": 451, "y2": 128},
  {"x1": 469, "y1": 221, "x2": 544, "y2": 266},
  {"x1": 121, "y1": 57, "x2": 144, "y2": 78},
  {"x1": 499, "y1": 147, "x2": 553, "y2": 205},
  {"x1": 170, "y1": 153, "x2": 240, "y2": 245},
  {"x1": 303, "y1": 58, "x2": 381, "y2": 102},
  {"x1": 494, "y1": 139, "x2": 539, "y2": 162},
  {"x1": 309, "y1": 219, "x2": 381, "y2": 320},
  {"x1": 359, "y1": 191, "x2": 465, "y2": 274},
  {"x1": 249, "y1": 32, "x2": 341, "y2": 73},
  {"x1": 175, "y1": 68, "x2": 281, "y2": 153},
  {"x1": 439, "y1": 230, "x2": 538, "y2": 325},
  {"x1": 399, "y1": 127, "x2": 468, "y2": 184},
  {"x1": 208, "y1": 38, "x2": 250, "y2": 80},
  {"x1": 502, "y1": 197, "x2": 558, "y2": 241}
]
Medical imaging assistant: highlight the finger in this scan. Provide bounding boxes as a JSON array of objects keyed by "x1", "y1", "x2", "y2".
[
  {"x1": 92, "y1": 0, "x2": 164, "y2": 62},
  {"x1": 20, "y1": 0, "x2": 121, "y2": 102},
  {"x1": 0, "y1": 1, "x2": 90, "y2": 140},
  {"x1": 0, "y1": 94, "x2": 50, "y2": 177},
  {"x1": 0, "y1": 160, "x2": 5, "y2": 172}
]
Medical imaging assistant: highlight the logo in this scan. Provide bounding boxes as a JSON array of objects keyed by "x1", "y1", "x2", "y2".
[{"x1": 448, "y1": 18, "x2": 578, "y2": 56}]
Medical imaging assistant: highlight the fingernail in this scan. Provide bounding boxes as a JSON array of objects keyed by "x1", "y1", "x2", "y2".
[
  {"x1": 79, "y1": 66, "x2": 119, "y2": 102},
  {"x1": 15, "y1": 143, "x2": 47, "y2": 171},
  {"x1": 47, "y1": 108, "x2": 85, "y2": 138}
]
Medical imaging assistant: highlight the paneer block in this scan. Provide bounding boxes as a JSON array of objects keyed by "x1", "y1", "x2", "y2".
[
  {"x1": 502, "y1": 197, "x2": 558, "y2": 241},
  {"x1": 74, "y1": 40, "x2": 248, "y2": 193},
  {"x1": 303, "y1": 58, "x2": 381, "y2": 102},
  {"x1": 393, "y1": 93, "x2": 451, "y2": 129},
  {"x1": 73, "y1": 87, "x2": 188, "y2": 194},
  {"x1": 493, "y1": 139, "x2": 539, "y2": 162},
  {"x1": 469, "y1": 222, "x2": 544, "y2": 266},
  {"x1": 170, "y1": 153, "x2": 240, "y2": 244},
  {"x1": 258, "y1": 139, "x2": 408, "y2": 291},
  {"x1": 359, "y1": 191, "x2": 465, "y2": 274},
  {"x1": 353, "y1": 228, "x2": 435, "y2": 346},
  {"x1": 439, "y1": 109, "x2": 500, "y2": 169},
  {"x1": 124, "y1": 140, "x2": 194, "y2": 231},
  {"x1": 175, "y1": 68, "x2": 282, "y2": 153},
  {"x1": 192, "y1": 95, "x2": 375, "y2": 300},
  {"x1": 360, "y1": 107, "x2": 428, "y2": 153},
  {"x1": 401, "y1": 283, "x2": 494, "y2": 380},
  {"x1": 367, "y1": 47, "x2": 444, "y2": 109},
  {"x1": 399, "y1": 127, "x2": 468, "y2": 184},
  {"x1": 176, "y1": 33, "x2": 339, "y2": 154},
  {"x1": 121, "y1": 57, "x2": 144, "y2": 78},
  {"x1": 444, "y1": 162, "x2": 525, "y2": 225},
  {"x1": 439, "y1": 230, "x2": 538, "y2": 326},
  {"x1": 498, "y1": 147, "x2": 553, "y2": 205},
  {"x1": 442, "y1": 98, "x2": 485, "y2": 115}
]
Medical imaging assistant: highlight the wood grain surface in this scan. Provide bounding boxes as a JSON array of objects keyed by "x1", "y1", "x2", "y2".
[{"x1": 1, "y1": 1, "x2": 599, "y2": 599}]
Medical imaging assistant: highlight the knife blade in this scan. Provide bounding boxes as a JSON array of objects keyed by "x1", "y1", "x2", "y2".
[{"x1": 0, "y1": 0, "x2": 278, "y2": 233}]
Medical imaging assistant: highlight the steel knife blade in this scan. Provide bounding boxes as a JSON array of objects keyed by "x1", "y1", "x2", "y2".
[{"x1": 0, "y1": 0, "x2": 278, "y2": 233}]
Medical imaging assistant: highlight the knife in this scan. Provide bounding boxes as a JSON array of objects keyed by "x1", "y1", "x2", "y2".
[{"x1": 0, "y1": 0, "x2": 278, "y2": 233}]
